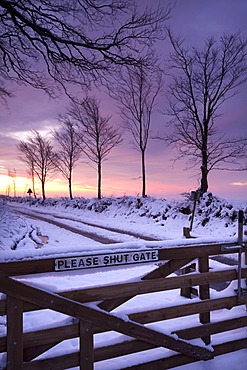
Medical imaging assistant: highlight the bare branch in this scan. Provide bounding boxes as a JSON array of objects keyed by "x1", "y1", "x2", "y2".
[{"x1": 0, "y1": 0, "x2": 171, "y2": 97}]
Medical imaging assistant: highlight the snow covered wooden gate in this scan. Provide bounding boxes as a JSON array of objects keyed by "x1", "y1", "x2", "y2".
[{"x1": 0, "y1": 238, "x2": 246, "y2": 370}]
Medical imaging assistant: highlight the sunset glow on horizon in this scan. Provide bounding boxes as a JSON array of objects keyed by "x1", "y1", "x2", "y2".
[
  {"x1": 0, "y1": 171, "x2": 188, "y2": 199},
  {"x1": 1, "y1": 165, "x2": 246, "y2": 201}
]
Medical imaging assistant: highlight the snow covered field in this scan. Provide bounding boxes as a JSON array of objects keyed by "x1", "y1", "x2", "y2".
[{"x1": 0, "y1": 193, "x2": 247, "y2": 369}]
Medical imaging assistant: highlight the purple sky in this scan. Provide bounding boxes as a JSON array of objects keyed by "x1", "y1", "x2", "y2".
[{"x1": 0, "y1": 0, "x2": 246, "y2": 200}]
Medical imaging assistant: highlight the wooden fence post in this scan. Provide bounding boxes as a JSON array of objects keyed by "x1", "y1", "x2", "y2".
[
  {"x1": 245, "y1": 238, "x2": 247, "y2": 266},
  {"x1": 7, "y1": 296, "x2": 23, "y2": 370},
  {"x1": 198, "y1": 256, "x2": 210, "y2": 345},
  {"x1": 244, "y1": 230, "x2": 247, "y2": 266},
  {"x1": 80, "y1": 320, "x2": 94, "y2": 370},
  {"x1": 180, "y1": 263, "x2": 197, "y2": 299},
  {"x1": 183, "y1": 227, "x2": 191, "y2": 239}
]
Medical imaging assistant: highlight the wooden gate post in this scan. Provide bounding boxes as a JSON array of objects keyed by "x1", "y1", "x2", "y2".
[
  {"x1": 198, "y1": 256, "x2": 210, "y2": 345},
  {"x1": 180, "y1": 263, "x2": 197, "y2": 299},
  {"x1": 80, "y1": 320, "x2": 94, "y2": 370},
  {"x1": 7, "y1": 296, "x2": 23, "y2": 370}
]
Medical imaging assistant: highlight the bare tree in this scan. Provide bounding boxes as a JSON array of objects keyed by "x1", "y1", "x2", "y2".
[
  {"x1": 160, "y1": 30, "x2": 247, "y2": 194},
  {"x1": 111, "y1": 64, "x2": 163, "y2": 197},
  {"x1": 8, "y1": 169, "x2": 16, "y2": 196},
  {"x1": 68, "y1": 96, "x2": 123, "y2": 199},
  {"x1": 52, "y1": 117, "x2": 82, "y2": 199},
  {"x1": 17, "y1": 130, "x2": 57, "y2": 199},
  {"x1": 0, "y1": 1, "x2": 171, "y2": 97}
]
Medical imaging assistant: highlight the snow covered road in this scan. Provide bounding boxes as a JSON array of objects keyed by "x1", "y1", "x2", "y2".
[{"x1": 9, "y1": 205, "x2": 161, "y2": 245}]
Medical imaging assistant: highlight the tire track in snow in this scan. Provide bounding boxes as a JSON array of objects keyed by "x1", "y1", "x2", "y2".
[
  {"x1": 50, "y1": 212, "x2": 160, "y2": 242},
  {"x1": 11, "y1": 207, "x2": 160, "y2": 244}
]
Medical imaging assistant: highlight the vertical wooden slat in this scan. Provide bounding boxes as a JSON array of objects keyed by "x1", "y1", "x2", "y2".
[
  {"x1": 7, "y1": 296, "x2": 23, "y2": 370},
  {"x1": 181, "y1": 265, "x2": 193, "y2": 298},
  {"x1": 198, "y1": 256, "x2": 210, "y2": 345},
  {"x1": 245, "y1": 240, "x2": 247, "y2": 267},
  {"x1": 180, "y1": 263, "x2": 197, "y2": 299},
  {"x1": 245, "y1": 240, "x2": 247, "y2": 311},
  {"x1": 80, "y1": 320, "x2": 93, "y2": 370}
]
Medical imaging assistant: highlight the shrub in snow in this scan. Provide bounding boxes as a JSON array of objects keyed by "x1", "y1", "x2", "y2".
[
  {"x1": 5, "y1": 193, "x2": 247, "y2": 233},
  {"x1": 179, "y1": 206, "x2": 192, "y2": 215}
]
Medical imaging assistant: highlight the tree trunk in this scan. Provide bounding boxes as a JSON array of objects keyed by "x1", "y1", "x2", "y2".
[
  {"x1": 69, "y1": 175, "x2": 73, "y2": 200},
  {"x1": 200, "y1": 143, "x2": 209, "y2": 194},
  {"x1": 200, "y1": 165, "x2": 208, "y2": 194},
  {"x1": 32, "y1": 183, "x2": 36, "y2": 199},
  {"x1": 41, "y1": 181, "x2": 46, "y2": 200},
  {"x1": 141, "y1": 149, "x2": 146, "y2": 197},
  {"x1": 31, "y1": 171, "x2": 36, "y2": 199},
  {"x1": 98, "y1": 160, "x2": 102, "y2": 199}
]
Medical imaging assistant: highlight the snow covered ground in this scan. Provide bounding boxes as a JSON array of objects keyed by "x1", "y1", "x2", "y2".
[{"x1": 0, "y1": 193, "x2": 247, "y2": 369}]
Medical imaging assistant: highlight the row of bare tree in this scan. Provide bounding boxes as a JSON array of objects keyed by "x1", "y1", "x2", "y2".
[
  {"x1": 17, "y1": 62, "x2": 165, "y2": 200},
  {"x1": 1, "y1": 1, "x2": 247, "y2": 199},
  {"x1": 17, "y1": 96, "x2": 120, "y2": 200}
]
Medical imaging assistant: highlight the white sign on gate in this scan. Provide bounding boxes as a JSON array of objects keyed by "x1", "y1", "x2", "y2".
[{"x1": 54, "y1": 249, "x2": 159, "y2": 271}]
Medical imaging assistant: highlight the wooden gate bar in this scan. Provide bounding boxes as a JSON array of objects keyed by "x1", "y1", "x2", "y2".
[
  {"x1": 157, "y1": 241, "x2": 244, "y2": 260},
  {"x1": 0, "y1": 258, "x2": 55, "y2": 277},
  {"x1": 0, "y1": 277, "x2": 213, "y2": 361},
  {"x1": 60, "y1": 268, "x2": 245, "y2": 303},
  {"x1": 7, "y1": 296, "x2": 23, "y2": 370},
  {"x1": 116, "y1": 338, "x2": 247, "y2": 370},
  {"x1": 142, "y1": 258, "x2": 195, "y2": 280},
  {"x1": 129, "y1": 295, "x2": 247, "y2": 324},
  {"x1": 173, "y1": 315, "x2": 247, "y2": 340},
  {"x1": 23, "y1": 352, "x2": 79, "y2": 370},
  {"x1": 0, "y1": 241, "x2": 244, "y2": 278}
]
